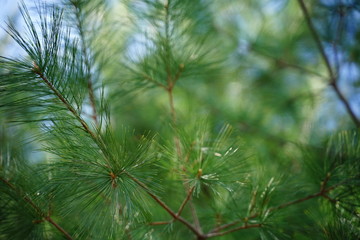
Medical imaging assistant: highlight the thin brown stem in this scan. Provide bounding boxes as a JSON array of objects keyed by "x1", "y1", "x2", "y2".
[
  {"x1": 210, "y1": 220, "x2": 241, "y2": 234},
  {"x1": 168, "y1": 88, "x2": 183, "y2": 161},
  {"x1": 268, "y1": 174, "x2": 333, "y2": 214},
  {"x1": 274, "y1": 183, "x2": 333, "y2": 211},
  {"x1": 45, "y1": 216, "x2": 73, "y2": 240},
  {"x1": 168, "y1": 88, "x2": 177, "y2": 124},
  {"x1": 208, "y1": 191, "x2": 324, "y2": 235},
  {"x1": 205, "y1": 224, "x2": 261, "y2": 238},
  {"x1": 32, "y1": 67, "x2": 111, "y2": 166},
  {"x1": 162, "y1": 51, "x2": 200, "y2": 231},
  {"x1": 322, "y1": 194, "x2": 337, "y2": 204},
  {"x1": 166, "y1": 63, "x2": 185, "y2": 124},
  {"x1": 189, "y1": 197, "x2": 202, "y2": 233},
  {"x1": 163, "y1": 0, "x2": 185, "y2": 161},
  {"x1": 209, "y1": 176, "x2": 341, "y2": 236},
  {"x1": 148, "y1": 186, "x2": 195, "y2": 226},
  {"x1": 125, "y1": 173, "x2": 205, "y2": 238},
  {"x1": 268, "y1": 191, "x2": 323, "y2": 212},
  {"x1": 297, "y1": 0, "x2": 360, "y2": 128},
  {"x1": 167, "y1": 86, "x2": 202, "y2": 233},
  {"x1": 148, "y1": 221, "x2": 171, "y2": 226},
  {"x1": 33, "y1": 68, "x2": 96, "y2": 140},
  {"x1": 1, "y1": 178, "x2": 73, "y2": 240},
  {"x1": 177, "y1": 186, "x2": 195, "y2": 217}
]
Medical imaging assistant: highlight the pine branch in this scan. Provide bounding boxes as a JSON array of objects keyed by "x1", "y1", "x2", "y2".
[
  {"x1": 208, "y1": 174, "x2": 341, "y2": 236},
  {"x1": 149, "y1": 186, "x2": 195, "y2": 225},
  {"x1": 166, "y1": 64, "x2": 185, "y2": 158},
  {"x1": 31, "y1": 63, "x2": 113, "y2": 170},
  {"x1": 0, "y1": 177, "x2": 73, "y2": 240},
  {"x1": 32, "y1": 65, "x2": 98, "y2": 142},
  {"x1": 2, "y1": 2, "x2": 357, "y2": 239},
  {"x1": 34, "y1": 53, "x2": 203, "y2": 238},
  {"x1": 297, "y1": 0, "x2": 360, "y2": 128},
  {"x1": 163, "y1": 54, "x2": 201, "y2": 232}
]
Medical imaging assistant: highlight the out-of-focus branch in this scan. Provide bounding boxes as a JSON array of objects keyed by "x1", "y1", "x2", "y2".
[{"x1": 297, "y1": 0, "x2": 360, "y2": 128}]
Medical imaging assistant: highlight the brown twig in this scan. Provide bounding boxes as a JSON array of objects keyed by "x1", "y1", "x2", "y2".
[
  {"x1": 32, "y1": 66, "x2": 111, "y2": 167},
  {"x1": 297, "y1": 0, "x2": 360, "y2": 128},
  {"x1": 1, "y1": 177, "x2": 73, "y2": 240},
  {"x1": 148, "y1": 186, "x2": 195, "y2": 225},
  {"x1": 177, "y1": 186, "x2": 195, "y2": 217},
  {"x1": 33, "y1": 68, "x2": 97, "y2": 141},
  {"x1": 45, "y1": 216, "x2": 74, "y2": 240},
  {"x1": 205, "y1": 224, "x2": 262, "y2": 238},
  {"x1": 165, "y1": 62, "x2": 201, "y2": 233},
  {"x1": 125, "y1": 173, "x2": 205, "y2": 238},
  {"x1": 268, "y1": 191, "x2": 323, "y2": 212},
  {"x1": 209, "y1": 220, "x2": 241, "y2": 234},
  {"x1": 189, "y1": 194, "x2": 202, "y2": 233},
  {"x1": 166, "y1": 63, "x2": 185, "y2": 124},
  {"x1": 33, "y1": 57, "x2": 204, "y2": 238},
  {"x1": 148, "y1": 221, "x2": 171, "y2": 226},
  {"x1": 168, "y1": 87, "x2": 177, "y2": 124}
]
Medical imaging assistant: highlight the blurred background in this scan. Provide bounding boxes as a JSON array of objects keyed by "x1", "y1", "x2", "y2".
[{"x1": 1, "y1": 0, "x2": 360, "y2": 164}]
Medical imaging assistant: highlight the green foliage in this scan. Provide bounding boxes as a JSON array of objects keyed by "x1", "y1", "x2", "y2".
[{"x1": 1, "y1": 0, "x2": 360, "y2": 239}]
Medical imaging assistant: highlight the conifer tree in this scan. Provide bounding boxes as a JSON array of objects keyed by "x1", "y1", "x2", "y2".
[{"x1": 1, "y1": 0, "x2": 359, "y2": 239}]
